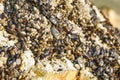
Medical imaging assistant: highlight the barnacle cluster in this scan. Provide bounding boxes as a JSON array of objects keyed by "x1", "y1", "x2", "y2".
[{"x1": 0, "y1": 0, "x2": 120, "y2": 80}]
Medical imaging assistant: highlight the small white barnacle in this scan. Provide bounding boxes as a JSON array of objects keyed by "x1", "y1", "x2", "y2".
[
  {"x1": 57, "y1": 13, "x2": 62, "y2": 19},
  {"x1": 51, "y1": 26, "x2": 60, "y2": 39},
  {"x1": 0, "y1": 3, "x2": 4, "y2": 15}
]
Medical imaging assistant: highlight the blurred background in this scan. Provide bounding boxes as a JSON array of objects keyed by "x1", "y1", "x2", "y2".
[{"x1": 92, "y1": 0, "x2": 120, "y2": 29}]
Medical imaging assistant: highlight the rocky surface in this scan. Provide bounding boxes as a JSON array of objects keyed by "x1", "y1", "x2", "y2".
[{"x1": 0, "y1": 0, "x2": 120, "y2": 80}]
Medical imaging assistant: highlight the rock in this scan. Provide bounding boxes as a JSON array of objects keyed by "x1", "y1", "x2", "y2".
[{"x1": 0, "y1": 0, "x2": 120, "y2": 80}]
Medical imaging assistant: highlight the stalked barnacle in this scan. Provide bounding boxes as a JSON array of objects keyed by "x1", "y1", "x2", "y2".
[
  {"x1": 43, "y1": 49, "x2": 51, "y2": 57},
  {"x1": 40, "y1": 48, "x2": 51, "y2": 59},
  {"x1": 51, "y1": 26, "x2": 60, "y2": 39},
  {"x1": 6, "y1": 58, "x2": 15, "y2": 67},
  {"x1": 50, "y1": 15, "x2": 57, "y2": 25},
  {"x1": 71, "y1": 34, "x2": 78, "y2": 40}
]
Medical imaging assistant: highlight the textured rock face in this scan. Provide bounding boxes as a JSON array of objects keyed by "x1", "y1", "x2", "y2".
[{"x1": 0, "y1": 0, "x2": 120, "y2": 80}]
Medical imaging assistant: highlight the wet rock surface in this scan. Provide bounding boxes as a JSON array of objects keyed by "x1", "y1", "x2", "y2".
[{"x1": 0, "y1": 0, "x2": 120, "y2": 80}]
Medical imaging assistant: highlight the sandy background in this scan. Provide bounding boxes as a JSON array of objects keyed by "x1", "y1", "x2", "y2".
[{"x1": 92, "y1": 0, "x2": 120, "y2": 29}]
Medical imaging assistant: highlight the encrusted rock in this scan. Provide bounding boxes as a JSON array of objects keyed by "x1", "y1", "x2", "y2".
[{"x1": 0, "y1": 0, "x2": 120, "y2": 80}]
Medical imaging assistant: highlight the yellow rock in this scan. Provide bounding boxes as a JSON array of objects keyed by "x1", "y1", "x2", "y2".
[{"x1": 43, "y1": 71, "x2": 78, "y2": 80}]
